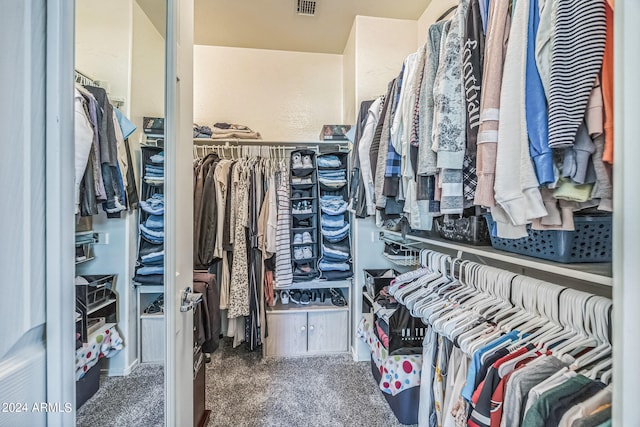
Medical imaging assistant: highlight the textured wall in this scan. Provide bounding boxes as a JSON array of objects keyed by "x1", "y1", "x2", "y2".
[
  {"x1": 193, "y1": 45, "x2": 344, "y2": 142},
  {"x1": 417, "y1": 0, "x2": 458, "y2": 46},
  {"x1": 354, "y1": 16, "x2": 418, "y2": 107}
]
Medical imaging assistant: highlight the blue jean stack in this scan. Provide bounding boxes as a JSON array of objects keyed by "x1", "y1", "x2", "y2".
[
  {"x1": 317, "y1": 154, "x2": 352, "y2": 280},
  {"x1": 134, "y1": 147, "x2": 165, "y2": 286}
]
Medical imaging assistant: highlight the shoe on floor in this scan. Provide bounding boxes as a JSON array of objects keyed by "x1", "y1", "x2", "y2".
[
  {"x1": 280, "y1": 290, "x2": 290, "y2": 305},
  {"x1": 329, "y1": 288, "x2": 346, "y2": 306},
  {"x1": 300, "y1": 290, "x2": 312, "y2": 305},
  {"x1": 289, "y1": 289, "x2": 302, "y2": 304}
]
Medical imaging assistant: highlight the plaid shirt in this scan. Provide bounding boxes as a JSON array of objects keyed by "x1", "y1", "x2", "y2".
[
  {"x1": 462, "y1": 154, "x2": 478, "y2": 202},
  {"x1": 385, "y1": 142, "x2": 402, "y2": 178}
]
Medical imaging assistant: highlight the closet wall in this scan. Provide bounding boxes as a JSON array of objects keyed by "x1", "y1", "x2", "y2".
[
  {"x1": 75, "y1": 1, "x2": 131, "y2": 105},
  {"x1": 130, "y1": 3, "x2": 166, "y2": 147},
  {"x1": 342, "y1": 16, "x2": 418, "y2": 125},
  {"x1": 416, "y1": 0, "x2": 458, "y2": 46},
  {"x1": 193, "y1": 46, "x2": 343, "y2": 141},
  {"x1": 75, "y1": 0, "x2": 165, "y2": 375},
  {"x1": 340, "y1": 16, "x2": 419, "y2": 360}
]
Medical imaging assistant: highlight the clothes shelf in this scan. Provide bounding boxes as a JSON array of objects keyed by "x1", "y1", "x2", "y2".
[{"x1": 380, "y1": 230, "x2": 613, "y2": 286}]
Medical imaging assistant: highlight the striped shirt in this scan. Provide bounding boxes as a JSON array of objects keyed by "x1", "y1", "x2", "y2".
[
  {"x1": 548, "y1": 0, "x2": 606, "y2": 148},
  {"x1": 274, "y1": 166, "x2": 293, "y2": 287}
]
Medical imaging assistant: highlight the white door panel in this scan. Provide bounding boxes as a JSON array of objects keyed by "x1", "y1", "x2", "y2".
[
  {"x1": 165, "y1": 0, "x2": 195, "y2": 425},
  {"x1": 0, "y1": 0, "x2": 75, "y2": 426}
]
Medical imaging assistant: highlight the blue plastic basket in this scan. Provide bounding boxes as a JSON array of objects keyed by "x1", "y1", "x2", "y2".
[{"x1": 484, "y1": 214, "x2": 612, "y2": 263}]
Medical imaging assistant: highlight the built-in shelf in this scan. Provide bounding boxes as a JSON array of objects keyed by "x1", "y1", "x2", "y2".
[
  {"x1": 87, "y1": 298, "x2": 116, "y2": 315},
  {"x1": 275, "y1": 279, "x2": 351, "y2": 290},
  {"x1": 140, "y1": 313, "x2": 165, "y2": 319},
  {"x1": 75, "y1": 256, "x2": 95, "y2": 265},
  {"x1": 136, "y1": 285, "x2": 164, "y2": 294},
  {"x1": 268, "y1": 300, "x2": 349, "y2": 313},
  {"x1": 381, "y1": 230, "x2": 613, "y2": 287}
]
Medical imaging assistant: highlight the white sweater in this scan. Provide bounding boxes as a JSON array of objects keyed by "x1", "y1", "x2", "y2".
[
  {"x1": 493, "y1": 0, "x2": 547, "y2": 238},
  {"x1": 358, "y1": 96, "x2": 383, "y2": 216}
]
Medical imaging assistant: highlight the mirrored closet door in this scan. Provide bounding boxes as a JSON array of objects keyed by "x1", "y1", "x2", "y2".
[{"x1": 74, "y1": 1, "x2": 166, "y2": 424}]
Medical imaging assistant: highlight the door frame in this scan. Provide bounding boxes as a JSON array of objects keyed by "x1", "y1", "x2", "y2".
[
  {"x1": 43, "y1": 0, "x2": 196, "y2": 425},
  {"x1": 45, "y1": 0, "x2": 76, "y2": 425},
  {"x1": 165, "y1": 0, "x2": 195, "y2": 425},
  {"x1": 612, "y1": 1, "x2": 640, "y2": 426}
]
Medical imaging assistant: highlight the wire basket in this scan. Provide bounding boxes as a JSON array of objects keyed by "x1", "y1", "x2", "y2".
[
  {"x1": 484, "y1": 214, "x2": 612, "y2": 263},
  {"x1": 382, "y1": 249, "x2": 421, "y2": 267}
]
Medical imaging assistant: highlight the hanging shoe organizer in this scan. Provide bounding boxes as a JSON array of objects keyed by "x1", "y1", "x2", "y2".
[
  {"x1": 317, "y1": 152, "x2": 352, "y2": 280},
  {"x1": 133, "y1": 145, "x2": 165, "y2": 286},
  {"x1": 290, "y1": 149, "x2": 319, "y2": 282}
]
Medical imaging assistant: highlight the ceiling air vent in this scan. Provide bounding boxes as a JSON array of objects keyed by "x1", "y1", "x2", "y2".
[{"x1": 297, "y1": 0, "x2": 316, "y2": 16}]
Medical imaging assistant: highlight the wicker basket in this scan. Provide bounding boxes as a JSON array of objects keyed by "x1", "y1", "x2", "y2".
[{"x1": 484, "y1": 214, "x2": 612, "y2": 263}]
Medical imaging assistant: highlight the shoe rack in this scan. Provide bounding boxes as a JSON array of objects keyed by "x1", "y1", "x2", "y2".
[
  {"x1": 266, "y1": 143, "x2": 352, "y2": 358},
  {"x1": 290, "y1": 149, "x2": 319, "y2": 281}
]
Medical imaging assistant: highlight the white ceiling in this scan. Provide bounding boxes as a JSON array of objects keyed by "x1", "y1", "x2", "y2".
[{"x1": 137, "y1": 0, "x2": 432, "y2": 54}]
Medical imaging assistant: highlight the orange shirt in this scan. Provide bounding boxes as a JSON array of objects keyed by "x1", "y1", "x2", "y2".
[{"x1": 602, "y1": 2, "x2": 614, "y2": 164}]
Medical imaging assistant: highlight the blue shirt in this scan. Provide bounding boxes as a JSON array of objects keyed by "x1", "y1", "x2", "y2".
[{"x1": 461, "y1": 330, "x2": 519, "y2": 401}]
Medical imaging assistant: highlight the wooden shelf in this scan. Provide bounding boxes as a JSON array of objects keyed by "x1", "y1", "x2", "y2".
[
  {"x1": 382, "y1": 230, "x2": 613, "y2": 286},
  {"x1": 75, "y1": 256, "x2": 95, "y2": 265},
  {"x1": 140, "y1": 313, "x2": 165, "y2": 319},
  {"x1": 268, "y1": 300, "x2": 348, "y2": 313},
  {"x1": 275, "y1": 279, "x2": 350, "y2": 290},
  {"x1": 136, "y1": 285, "x2": 164, "y2": 294}
]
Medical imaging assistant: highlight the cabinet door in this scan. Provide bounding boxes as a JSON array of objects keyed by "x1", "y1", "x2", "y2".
[
  {"x1": 307, "y1": 311, "x2": 348, "y2": 354},
  {"x1": 264, "y1": 312, "x2": 308, "y2": 357}
]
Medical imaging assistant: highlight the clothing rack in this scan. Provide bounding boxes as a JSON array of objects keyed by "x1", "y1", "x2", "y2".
[
  {"x1": 436, "y1": 5, "x2": 457, "y2": 22},
  {"x1": 194, "y1": 138, "x2": 350, "y2": 153},
  {"x1": 75, "y1": 69, "x2": 98, "y2": 86},
  {"x1": 377, "y1": 250, "x2": 613, "y2": 426},
  {"x1": 403, "y1": 249, "x2": 613, "y2": 349},
  {"x1": 193, "y1": 143, "x2": 296, "y2": 161},
  {"x1": 75, "y1": 69, "x2": 125, "y2": 109}
]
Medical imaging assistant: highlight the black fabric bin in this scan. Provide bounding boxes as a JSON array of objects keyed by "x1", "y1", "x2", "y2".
[
  {"x1": 370, "y1": 357, "x2": 419, "y2": 425},
  {"x1": 76, "y1": 358, "x2": 102, "y2": 409},
  {"x1": 364, "y1": 269, "x2": 398, "y2": 298}
]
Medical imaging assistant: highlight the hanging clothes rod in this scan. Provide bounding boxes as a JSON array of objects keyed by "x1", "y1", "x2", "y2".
[
  {"x1": 436, "y1": 5, "x2": 457, "y2": 22},
  {"x1": 75, "y1": 69, "x2": 125, "y2": 109},
  {"x1": 75, "y1": 69, "x2": 97, "y2": 86},
  {"x1": 193, "y1": 138, "x2": 350, "y2": 153}
]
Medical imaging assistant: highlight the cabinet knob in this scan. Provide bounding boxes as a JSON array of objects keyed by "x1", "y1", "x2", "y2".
[
  {"x1": 301, "y1": 326, "x2": 306, "y2": 332},
  {"x1": 309, "y1": 325, "x2": 315, "y2": 332}
]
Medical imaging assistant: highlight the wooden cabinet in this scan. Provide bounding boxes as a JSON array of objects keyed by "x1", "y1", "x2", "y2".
[
  {"x1": 264, "y1": 280, "x2": 351, "y2": 357},
  {"x1": 264, "y1": 312, "x2": 308, "y2": 357},
  {"x1": 137, "y1": 286, "x2": 165, "y2": 363},
  {"x1": 307, "y1": 311, "x2": 349, "y2": 354},
  {"x1": 265, "y1": 311, "x2": 348, "y2": 357}
]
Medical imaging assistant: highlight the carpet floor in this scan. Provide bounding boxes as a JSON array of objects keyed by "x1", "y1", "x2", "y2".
[
  {"x1": 76, "y1": 338, "x2": 414, "y2": 427},
  {"x1": 76, "y1": 363, "x2": 164, "y2": 427},
  {"x1": 205, "y1": 338, "x2": 414, "y2": 427}
]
